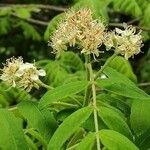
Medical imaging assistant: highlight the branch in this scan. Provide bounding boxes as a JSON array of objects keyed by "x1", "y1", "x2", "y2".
[
  {"x1": 0, "y1": 4, "x2": 67, "y2": 12},
  {"x1": 138, "y1": 82, "x2": 150, "y2": 87},
  {"x1": 11, "y1": 12, "x2": 49, "y2": 26},
  {"x1": 109, "y1": 23, "x2": 150, "y2": 32}
]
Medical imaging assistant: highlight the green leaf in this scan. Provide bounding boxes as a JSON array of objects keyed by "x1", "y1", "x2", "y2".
[
  {"x1": 0, "y1": 18, "x2": 10, "y2": 35},
  {"x1": 44, "y1": 13, "x2": 65, "y2": 41},
  {"x1": 44, "y1": 61, "x2": 68, "y2": 87},
  {"x1": 73, "y1": 0, "x2": 110, "y2": 23},
  {"x1": 0, "y1": 7, "x2": 11, "y2": 16},
  {"x1": 0, "y1": 109, "x2": 28, "y2": 149},
  {"x1": 96, "y1": 74, "x2": 149, "y2": 99},
  {"x1": 59, "y1": 52, "x2": 84, "y2": 72},
  {"x1": 15, "y1": 8, "x2": 31, "y2": 19},
  {"x1": 96, "y1": 93, "x2": 130, "y2": 115},
  {"x1": 137, "y1": 128, "x2": 150, "y2": 150},
  {"x1": 104, "y1": 67, "x2": 136, "y2": 87},
  {"x1": 76, "y1": 132, "x2": 95, "y2": 150},
  {"x1": 112, "y1": 0, "x2": 142, "y2": 17},
  {"x1": 67, "y1": 128, "x2": 86, "y2": 148},
  {"x1": 48, "y1": 106, "x2": 92, "y2": 150},
  {"x1": 25, "y1": 135, "x2": 38, "y2": 150},
  {"x1": 107, "y1": 56, "x2": 137, "y2": 82},
  {"x1": 130, "y1": 99, "x2": 150, "y2": 136},
  {"x1": 18, "y1": 21, "x2": 41, "y2": 41},
  {"x1": 98, "y1": 106, "x2": 133, "y2": 139},
  {"x1": 99, "y1": 129, "x2": 139, "y2": 150},
  {"x1": 39, "y1": 80, "x2": 88, "y2": 109},
  {"x1": 140, "y1": 3, "x2": 150, "y2": 40},
  {"x1": 18, "y1": 101, "x2": 57, "y2": 141}
]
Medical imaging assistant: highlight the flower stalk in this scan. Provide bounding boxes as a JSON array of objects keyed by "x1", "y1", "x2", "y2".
[{"x1": 87, "y1": 62, "x2": 101, "y2": 150}]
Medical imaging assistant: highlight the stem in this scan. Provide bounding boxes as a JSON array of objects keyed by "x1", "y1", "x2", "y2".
[
  {"x1": 88, "y1": 63, "x2": 101, "y2": 150},
  {"x1": 0, "y1": 4, "x2": 67, "y2": 11},
  {"x1": 8, "y1": 106, "x2": 18, "y2": 111},
  {"x1": 51, "y1": 102, "x2": 79, "y2": 108},
  {"x1": 66, "y1": 143, "x2": 79, "y2": 150},
  {"x1": 24, "y1": 128, "x2": 47, "y2": 149},
  {"x1": 138, "y1": 82, "x2": 150, "y2": 87},
  {"x1": 83, "y1": 55, "x2": 91, "y2": 106},
  {"x1": 94, "y1": 53, "x2": 118, "y2": 80},
  {"x1": 37, "y1": 80, "x2": 54, "y2": 90}
]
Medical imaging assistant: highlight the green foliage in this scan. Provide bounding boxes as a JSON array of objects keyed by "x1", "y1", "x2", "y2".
[
  {"x1": 97, "y1": 67, "x2": 149, "y2": 99},
  {"x1": 76, "y1": 132, "x2": 95, "y2": 150},
  {"x1": 111, "y1": 0, "x2": 142, "y2": 17},
  {"x1": 99, "y1": 129, "x2": 139, "y2": 150},
  {"x1": 130, "y1": 99, "x2": 150, "y2": 136},
  {"x1": 0, "y1": 17, "x2": 10, "y2": 35},
  {"x1": 73, "y1": 0, "x2": 110, "y2": 23},
  {"x1": 107, "y1": 56, "x2": 137, "y2": 82},
  {"x1": 48, "y1": 106, "x2": 92, "y2": 150},
  {"x1": 0, "y1": 0, "x2": 150, "y2": 149},
  {"x1": 44, "y1": 13, "x2": 65, "y2": 41},
  {"x1": 39, "y1": 80, "x2": 87, "y2": 109},
  {"x1": 18, "y1": 101, "x2": 57, "y2": 141},
  {"x1": 59, "y1": 52, "x2": 84, "y2": 72},
  {"x1": 98, "y1": 106, "x2": 133, "y2": 139},
  {"x1": 18, "y1": 21, "x2": 41, "y2": 41},
  {"x1": 0, "y1": 109, "x2": 28, "y2": 149}
]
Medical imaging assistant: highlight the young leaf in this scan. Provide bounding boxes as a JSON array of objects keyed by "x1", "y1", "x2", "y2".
[
  {"x1": 96, "y1": 78, "x2": 149, "y2": 99},
  {"x1": 18, "y1": 101, "x2": 57, "y2": 141},
  {"x1": 98, "y1": 106, "x2": 133, "y2": 139},
  {"x1": 39, "y1": 80, "x2": 88, "y2": 109},
  {"x1": 0, "y1": 109, "x2": 28, "y2": 149},
  {"x1": 107, "y1": 56, "x2": 137, "y2": 82},
  {"x1": 104, "y1": 67, "x2": 136, "y2": 87},
  {"x1": 99, "y1": 129, "x2": 139, "y2": 150},
  {"x1": 130, "y1": 99, "x2": 150, "y2": 136},
  {"x1": 48, "y1": 106, "x2": 92, "y2": 150},
  {"x1": 76, "y1": 132, "x2": 95, "y2": 150}
]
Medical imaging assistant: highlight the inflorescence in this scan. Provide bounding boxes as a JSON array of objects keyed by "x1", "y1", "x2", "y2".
[
  {"x1": 0, "y1": 8, "x2": 143, "y2": 91},
  {"x1": 0, "y1": 57, "x2": 46, "y2": 92},
  {"x1": 49, "y1": 8, "x2": 143, "y2": 59}
]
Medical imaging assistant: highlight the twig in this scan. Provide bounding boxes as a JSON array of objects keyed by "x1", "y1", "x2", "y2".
[
  {"x1": 138, "y1": 82, "x2": 150, "y2": 87},
  {"x1": 11, "y1": 12, "x2": 49, "y2": 26},
  {"x1": 109, "y1": 23, "x2": 150, "y2": 32},
  {"x1": 0, "y1": 4, "x2": 67, "y2": 12},
  {"x1": 127, "y1": 17, "x2": 141, "y2": 24}
]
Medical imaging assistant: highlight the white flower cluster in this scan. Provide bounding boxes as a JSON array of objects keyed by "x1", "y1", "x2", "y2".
[
  {"x1": 104, "y1": 24, "x2": 143, "y2": 59},
  {"x1": 49, "y1": 9, "x2": 143, "y2": 59},
  {"x1": 0, "y1": 57, "x2": 46, "y2": 92},
  {"x1": 49, "y1": 8, "x2": 105, "y2": 57}
]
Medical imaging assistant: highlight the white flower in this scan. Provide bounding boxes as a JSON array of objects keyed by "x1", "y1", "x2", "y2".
[
  {"x1": 0, "y1": 57, "x2": 23, "y2": 87},
  {"x1": 0, "y1": 57, "x2": 46, "y2": 92},
  {"x1": 16, "y1": 63, "x2": 46, "y2": 91},
  {"x1": 104, "y1": 24, "x2": 143, "y2": 59},
  {"x1": 49, "y1": 8, "x2": 105, "y2": 57}
]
